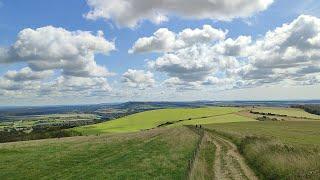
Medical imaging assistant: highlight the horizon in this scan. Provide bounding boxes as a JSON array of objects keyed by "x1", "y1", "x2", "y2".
[{"x1": 1, "y1": 99, "x2": 320, "y2": 108}]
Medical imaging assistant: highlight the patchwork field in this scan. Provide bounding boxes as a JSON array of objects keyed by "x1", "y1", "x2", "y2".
[
  {"x1": 0, "y1": 113, "x2": 99, "y2": 130},
  {"x1": 1, "y1": 106, "x2": 320, "y2": 179},
  {"x1": 74, "y1": 107, "x2": 246, "y2": 134},
  {"x1": 0, "y1": 127, "x2": 199, "y2": 179},
  {"x1": 252, "y1": 107, "x2": 320, "y2": 119},
  {"x1": 170, "y1": 114, "x2": 255, "y2": 127},
  {"x1": 205, "y1": 121, "x2": 320, "y2": 179}
]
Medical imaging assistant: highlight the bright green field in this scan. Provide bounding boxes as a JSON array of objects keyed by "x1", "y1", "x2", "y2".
[
  {"x1": 74, "y1": 107, "x2": 243, "y2": 134},
  {"x1": 0, "y1": 127, "x2": 199, "y2": 179},
  {"x1": 205, "y1": 121, "x2": 320, "y2": 179},
  {"x1": 254, "y1": 107, "x2": 320, "y2": 119},
  {"x1": 170, "y1": 114, "x2": 255, "y2": 127},
  {"x1": 205, "y1": 121, "x2": 320, "y2": 145}
]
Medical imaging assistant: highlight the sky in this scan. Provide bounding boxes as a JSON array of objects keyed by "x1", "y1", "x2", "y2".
[{"x1": 0, "y1": 0, "x2": 320, "y2": 106}]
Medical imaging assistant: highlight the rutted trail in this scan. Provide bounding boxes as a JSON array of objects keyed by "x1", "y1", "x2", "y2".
[
  {"x1": 210, "y1": 132, "x2": 258, "y2": 180},
  {"x1": 188, "y1": 127, "x2": 258, "y2": 180}
]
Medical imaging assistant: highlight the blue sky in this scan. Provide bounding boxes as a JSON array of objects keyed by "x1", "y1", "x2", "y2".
[{"x1": 0, "y1": 0, "x2": 320, "y2": 105}]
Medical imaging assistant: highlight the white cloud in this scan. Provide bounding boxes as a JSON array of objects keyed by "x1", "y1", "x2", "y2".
[
  {"x1": 0, "y1": 26, "x2": 115, "y2": 78},
  {"x1": 129, "y1": 25, "x2": 227, "y2": 53},
  {"x1": 4, "y1": 67, "x2": 53, "y2": 82},
  {"x1": 240, "y1": 15, "x2": 320, "y2": 85},
  {"x1": 122, "y1": 69, "x2": 155, "y2": 88},
  {"x1": 148, "y1": 44, "x2": 219, "y2": 82},
  {"x1": 0, "y1": 77, "x2": 41, "y2": 92},
  {"x1": 142, "y1": 15, "x2": 320, "y2": 91},
  {"x1": 129, "y1": 28, "x2": 184, "y2": 53},
  {"x1": 213, "y1": 36, "x2": 252, "y2": 56},
  {"x1": 85, "y1": 0, "x2": 274, "y2": 28},
  {"x1": 54, "y1": 76, "x2": 111, "y2": 93},
  {"x1": 0, "y1": 26, "x2": 116, "y2": 97},
  {"x1": 179, "y1": 25, "x2": 227, "y2": 45}
]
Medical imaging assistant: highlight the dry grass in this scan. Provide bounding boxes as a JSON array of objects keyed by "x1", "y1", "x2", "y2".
[
  {"x1": 189, "y1": 132, "x2": 216, "y2": 180},
  {"x1": 205, "y1": 121, "x2": 320, "y2": 179}
]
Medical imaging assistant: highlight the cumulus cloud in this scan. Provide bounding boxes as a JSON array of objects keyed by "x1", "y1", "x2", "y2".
[
  {"x1": 129, "y1": 25, "x2": 227, "y2": 53},
  {"x1": 240, "y1": 15, "x2": 320, "y2": 85},
  {"x1": 122, "y1": 69, "x2": 155, "y2": 88},
  {"x1": 129, "y1": 28, "x2": 184, "y2": 53},
  {"x1": 4, "y1": 67, "x2": 53, "y2": 82},
  {"x1": 143, "y1": 15, "x2": 320, "y2": 90},
  {"x1": 54, "y1": 76, "x2": 111, "y2": 93},
  {"x1": 0, "y1": 26, "x2": 115, "y2": 78},
  {"x1": 0, "y1": 77, "x2": 41, "y2": 92},
  {"x1": 213, "y1": 36, "x2": 252, "y2": 56},
  {"x1": 0, "y1": 26, "x2": 116, "y2": 97},
  {"x1": 85, "y1": 0, "x2": 274, "y2": 28},
  {"x1": 148, "y1": 45, "x2": 219, "y2": 82}
]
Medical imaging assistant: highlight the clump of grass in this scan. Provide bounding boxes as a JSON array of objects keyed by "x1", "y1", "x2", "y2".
[
  {"x1": 240, "y1": 137, "x2": 320, "y2": 179},
  {"x1": 189, "y1": 133, "x2": 216, "y2": 180},
  {"x1": 205, "y1": 121, "x2": 320, "y2": 179}
]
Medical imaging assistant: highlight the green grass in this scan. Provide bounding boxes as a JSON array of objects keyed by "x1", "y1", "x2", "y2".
[
  {"x1": 170, "y1": 114, "x2": 255, "y2": 127},
  {"x1": 253, "y1": 107, "x2": 320, "y2": 119},
  {"x1": 75, "y1": 107, "x2": 243, "y2": 134},
  {"x1": 0, "y1": 127, "x2": 199, "y2": 179},
  {"x1": 189, "y1": 132, "x2": 216, "y2": 180},
  {"x1": 205, "y1": 121, "x2": 320, "y2": 179}
]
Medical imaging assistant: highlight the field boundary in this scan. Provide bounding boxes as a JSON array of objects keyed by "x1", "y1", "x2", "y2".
[
  {"x1": 186, "y1": 126, "x2": 205, "y2": 179},
  {"x1": 157, "y1": 112, "x2": 236, "y2": 128}
]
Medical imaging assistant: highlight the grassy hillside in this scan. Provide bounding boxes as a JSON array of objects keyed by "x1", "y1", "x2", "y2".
[
  {"x1": 205, "y1": 121, "x2": 320, "y2": 179},
  {"x1": 170, "y1": 114, "x2": 255, "y2": 127},
  {"x1": 252, "y1": 107, "x2": 320, "y2": 119},
  {"x1": 0, "y1": 127, "x2": 199, "y2": 179},
  {"x1": 74, "y1": 107, "x2": 244, "y2": 134}
]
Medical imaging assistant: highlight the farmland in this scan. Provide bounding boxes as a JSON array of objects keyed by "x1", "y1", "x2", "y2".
[
  {"x1": 74, "y1": 107, "x2": 249, "y2": 134},
  {"x1": 250, "y1": 107, "x2": 320, "y2": 119},
  {"x1": 1, "y1": 104, "x2": 320, "y2": 179},
  {"x1": 0, "y1": 113, "x2": 99, "y2": 131},
  {"x1": 0, "y1": 127, "x2": 199, "y2": 179},
  {"x1": 205, "y1": 121, "x2": 320, "y2": 179}
]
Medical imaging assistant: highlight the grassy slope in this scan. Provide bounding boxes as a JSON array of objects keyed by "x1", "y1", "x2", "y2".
[
  {"x1": 205, "y1": 121, "x2": 320, "y2": 179},
  {"x1": 0, "y1": 127, "x2": 199, "y2": 179},
  {"x1": 254, "y1": 107, "x2": 320, "y2": 119},
  {"x1": 170, "y1": 114, "x2": 255, "y2": 127},
  {"x1": 189, "y1": 131, "x2": 216, "y2": 180},
  {"x1": 74, "y1": 107, "x2": 243, "y2": 134}
]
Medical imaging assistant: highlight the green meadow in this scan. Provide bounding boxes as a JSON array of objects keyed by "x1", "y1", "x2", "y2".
[
  {"x1": 170, "y1": 114, "x2": 255, "y2": 127},
  {"x1": 0, "y1": 127, "x2": 199, "y2": 179},
  {"x1": 1, "y1": 106, "x2": 320, "y2": 179},
  {"x1": 205, "y1": 121, "x2": 320, "y2": 179},
  {"x1": 74, "y1": 107, "x2": 244, "y2": 134}
]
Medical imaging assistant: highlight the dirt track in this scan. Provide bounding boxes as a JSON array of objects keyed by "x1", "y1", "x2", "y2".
[{"x1": 210, "y1": 132, "x2": 258, "y2": 180}]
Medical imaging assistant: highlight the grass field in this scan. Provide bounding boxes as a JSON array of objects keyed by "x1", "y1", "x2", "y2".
[
  {"x1": 0, "y1": 127, "x2": 199, "y2": 179},
  {"x1": 205, "y1": 121, "x2": 320, "y2": 179},
  {"x1": 170, "y1": 114, "x2": 255, "y2": 127},
  {"x1": 1, "y1": 106, "x2": 320, "y2": 179},
  {"x1": 252, "y1": 107, "x2": 320, "y2": 119},
  {"x1": 74, "y1": 107, "x2": 244, "y2": 134}
]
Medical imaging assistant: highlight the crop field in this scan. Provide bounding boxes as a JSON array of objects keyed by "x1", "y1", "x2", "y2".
[
  {"x1": 74, "y1": 107, "x2": 244, "y2": 134},
  {"x1": 0, "y1": 113, "x2": 99, "y2": 131},
  {"x1": 0, "y1": 127, "x2": 199, "y2": 179},
  {"x1": 252, "y1": 107, "x2": 320, "y2": 119},
  {"x1": 170, "y1": 114, "x2": 255, "y2": 127},
  {"x1": 205, "y1": 121, "x2": 320, "y2": 179}
]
